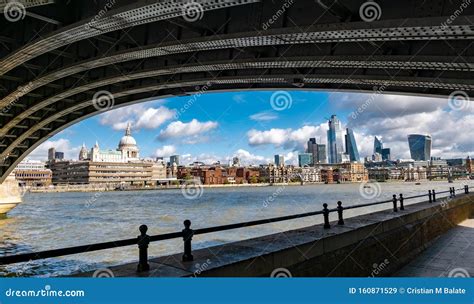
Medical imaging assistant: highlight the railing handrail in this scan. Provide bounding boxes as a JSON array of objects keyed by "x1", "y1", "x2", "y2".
[{"x1": 0, "y1": 185, "x2": 469, "y2": 267}]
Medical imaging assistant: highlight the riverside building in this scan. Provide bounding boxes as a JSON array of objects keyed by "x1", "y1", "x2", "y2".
[{"x1": 48, "y1": 124, "x2": 166, "y2": 186}]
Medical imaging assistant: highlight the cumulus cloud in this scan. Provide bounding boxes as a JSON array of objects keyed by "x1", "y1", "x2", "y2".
[
  {"x1": 329, "y1": 93, "x2": 452, "y2": 130},
  {"x1": 348, "y1": 108, "x2": 474, "y2": 159},
  {"x1": 233, "y1": 149, "x2": 267, "y2": 165},
  {"x1": 29, "y1": 138, "x2": 81, "y2": 161},
  {"x1": 158, "y1": 119, "x2": 218, "y2": 142},
  {"x1": 247, "y1": 124, "x2": 327, "y2": 150},
  {"x1": 154, "y1": 145, "x2": 177, "y2": 158},
  {"x1": 99, "y1": 103, "x2": 175, "y2": 131},
  {"x1": 249, "y1": 111, "x2": 279, "y2": 122}
]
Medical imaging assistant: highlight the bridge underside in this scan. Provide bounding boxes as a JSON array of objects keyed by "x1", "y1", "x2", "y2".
[{"x1": 0, "y1": 0, "x2": 474, "y2": 181}]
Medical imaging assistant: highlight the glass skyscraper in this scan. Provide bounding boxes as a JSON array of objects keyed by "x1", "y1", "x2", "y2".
[
  {"x1": 408, "y1": 134, "x2": 432, "y2": 161},
  {"x1": 374, "y1": 136, "x2": 383, "y2": 155},
  {"x1": 274, "y1": 155, "x2": 285, "y2": 167},
  {"x1": 382, "y1": 148, "x2": 391, "y2": 161},
  {"x1": 307, "y1": 138, "x2": 327, "y2": 164},
  {"x1": 298, "y1": 153, "x2": 313, "y2": 167},
  {"x1": 327, "y1": 115, "x2": 345, "y2": 164},
  {"x1": 345, "y1": 128, "x2": 360, "y2": 162}
]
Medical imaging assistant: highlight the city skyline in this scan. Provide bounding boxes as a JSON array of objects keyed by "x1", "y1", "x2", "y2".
[{"x1": 24, "y1": 91, "x2": 473, "y2": 165}]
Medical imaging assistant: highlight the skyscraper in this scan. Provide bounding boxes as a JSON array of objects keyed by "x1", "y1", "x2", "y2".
[
  {"x1": 408, "y1": 134, "x2": 432, "y2": 161},
  {"x1": 170, "y1": 155, "x2": 180, "y2": 166},
  {"x1": 374, "y1": 136, "x2": 383, "y2": 155},
  {"x1": 298, "y1": 153, "x2": 313, "y2": 167},
  {"x1": 345, "y1": 128, "x2": 360, "y2": 162},
  {"x1": 327, "y1": 115, "x2": 345, "y2": 164},
  {"x1": 316, "y1": 144, "x2": 327, "y2": 164},
  {"x1": 307, "y1": 138, "x2": 327, "y2": 164},
  {"x1": 274, "y1": 155, "x2": 285, "y2": 167},
  {"x1": 307, "y1": 138, "x2": 317, "y2": 164},
  {"x1": 382, "y1": 148, "x2": 391, "y2": 161}
]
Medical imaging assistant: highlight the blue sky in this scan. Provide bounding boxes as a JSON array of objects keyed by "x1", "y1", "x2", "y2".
[{"x1": 28, "y1": 90, "x2": 473, "y2": 165}]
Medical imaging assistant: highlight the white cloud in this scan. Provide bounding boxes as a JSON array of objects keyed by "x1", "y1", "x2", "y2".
[
  {"x1": 28, "y1": 138, "x2": 81, "y2": 161},
  {"x1": 158, "y1": 119, "x2": 218, "y2": 141},
  {"x1": 247, "y1": 124, "x2": 327, "y2": 150},
  {"x1": 99, "y1": 103, "x2": 175, "y2": 131},
  {"x1": 154, "y1": 145, "x2": 177, "y2": 158},
  {"x1": 233, "y1": 149, "x2": 267, "y2": 165},
  {"x1": 249, "y1": 111, "x2": 279, "y2": 122},
  {"x1": 350, "y1": 109, "x2": 474, "y2": 159},
  {"x1": 135, "y1": 107, "x2": 176, "y2": 129}
]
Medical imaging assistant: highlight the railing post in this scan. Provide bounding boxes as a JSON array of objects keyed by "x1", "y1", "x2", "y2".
[
  {"x1": 399, "y1": 194, "x2": 405, "y2": 211},
  {"x1": 432, "y1": 189, "x2": 436, "y2": 202},
  {"x1": 182, "y1": 220, "x2": 194, "y2": 262},
  {"x1": 428, "y1": 190, "x2": 432, "y2": 203},
  {"x1": 392, "y1": 195, "x2": 398, "y2": 212},
  {"x1": 337, "y1": 201, "x2": 344, "y2": 225},
  {"x1": 323, "y1": 203, "x2": 331, "y2": 229},
  {"x1": 137, "y1": 225, "x2": 150, "y2": 272}
]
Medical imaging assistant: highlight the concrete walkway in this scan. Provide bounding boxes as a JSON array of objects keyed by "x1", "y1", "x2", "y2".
[{"x1": 394, "y1": 219, "x2": 474, "y2": 277}]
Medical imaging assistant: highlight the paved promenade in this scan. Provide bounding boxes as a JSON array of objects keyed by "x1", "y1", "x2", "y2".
[{"x1": 395, "y1": 218, "x2": 474, "y2": 277}]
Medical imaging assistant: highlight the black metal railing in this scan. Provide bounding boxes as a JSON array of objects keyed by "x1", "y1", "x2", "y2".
[{"x1": 0, "y1": 185, "x2": 470, "y2": 273}]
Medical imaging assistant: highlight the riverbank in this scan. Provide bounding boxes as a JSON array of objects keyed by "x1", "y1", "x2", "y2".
[
  {"x1": 3, "y1": 181, "x2": 472, "y2": 277},
  {"x1": 26, "y1": 179, "x2": 470, "y2": 193}
]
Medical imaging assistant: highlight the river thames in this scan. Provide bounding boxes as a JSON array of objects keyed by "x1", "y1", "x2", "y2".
[{"x1": 1, "y1": 181, "x2": 472, "y2": 277}]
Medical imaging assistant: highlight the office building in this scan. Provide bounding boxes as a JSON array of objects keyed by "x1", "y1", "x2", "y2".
[
  {"x1": 48, "y1": 124, "x2": 166, "y2": 186},
  {"x1": 327, "y1": 115, "x2": 345, "y2": 164},
  {"x1": 48, "y1": 147, "x2": 64, "y2": 161},
  {"x1": 13, "y1": 160, "x2": 52, "y2": 187},
  {"x1": 408, "y1": 134, "x2": 432, "y2": 161},
  {"x1": 307, "y1": 138, "x2": 327, "y2": 164},
  {"x1": 345, "y1": 128, "x2": 360, "y2": 162},
  {"x1": 382, "y1": 148, "x2": 391, "y2": 161},
  {"x1": 298, "y1": 153, "x2": 313, "y2": 167},
  {"x1": 374, "y1": 137, "x2": 383, "y2": 155},
  {"x1": 170, "y1": 155, "x2": 180, "y2": 166},
  {"x1": 274, "y1": 155, "x2": 285, "y2": 167}
]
